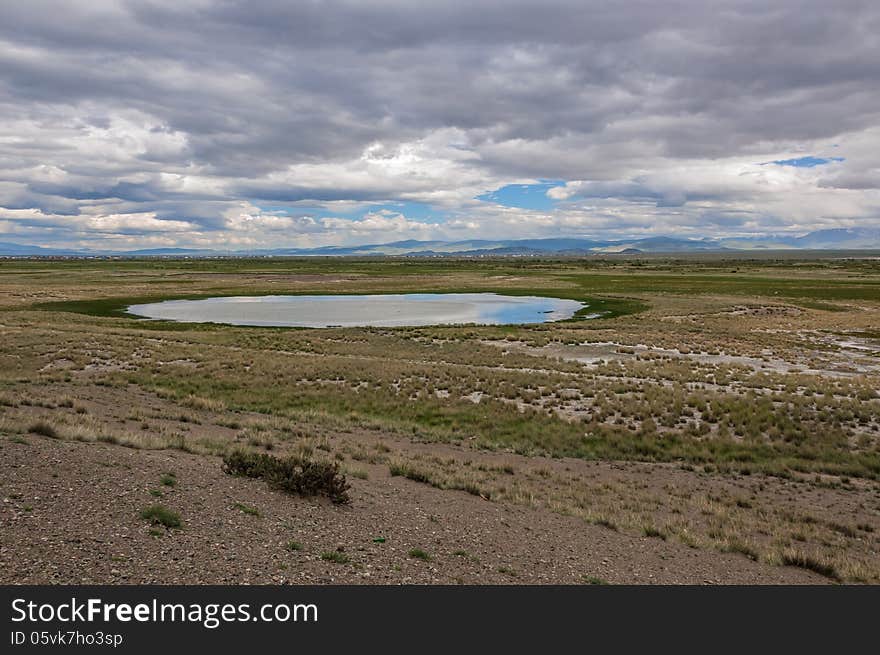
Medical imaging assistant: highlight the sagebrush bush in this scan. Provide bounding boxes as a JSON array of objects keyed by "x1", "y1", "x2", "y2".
[{"x1": 223, "y1": 450, "x2": 350, "y2": 504}]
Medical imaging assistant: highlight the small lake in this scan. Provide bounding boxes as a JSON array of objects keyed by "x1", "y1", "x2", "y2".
[{"x1": 127, "y1": 293, "x2": 586, "y2": 328}]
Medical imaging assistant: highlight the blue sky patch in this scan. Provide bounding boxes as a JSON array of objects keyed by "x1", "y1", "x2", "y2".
[
  {"x1": 476, "y1": 180, "x2": 566, "y2": 210},
  {"x1": 366, "y1": 201, "x2": 437, "y2": 220},
  {"x1": 252, "y1": 200, "x2": 438, "y2": 221},
  {"x1": 771, "y1": 156, "x2": 845, "y2": 168}
]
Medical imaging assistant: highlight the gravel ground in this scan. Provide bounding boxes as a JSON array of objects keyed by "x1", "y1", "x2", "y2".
[{"x1": 0, "y1": 435, "x2": 825, "y2": 585}]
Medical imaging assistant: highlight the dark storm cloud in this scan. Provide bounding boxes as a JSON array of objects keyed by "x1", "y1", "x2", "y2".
[{"x1": 0, "y1": 1, "x2": 878, "y2": 246}]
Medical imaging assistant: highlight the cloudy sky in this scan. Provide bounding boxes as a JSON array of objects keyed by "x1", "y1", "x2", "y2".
[{"x1": 1, "y1": 1, "x2": 879, "y2": 250}]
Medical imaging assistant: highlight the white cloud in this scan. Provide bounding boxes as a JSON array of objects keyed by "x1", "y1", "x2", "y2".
[{"x1": 0, "y1": 1, "x2": 878, "y2": 249}]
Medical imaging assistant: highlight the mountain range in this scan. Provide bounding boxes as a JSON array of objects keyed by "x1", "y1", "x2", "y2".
[{"x1": 2, "y1": 228, "x2": 879, "y2": 258}]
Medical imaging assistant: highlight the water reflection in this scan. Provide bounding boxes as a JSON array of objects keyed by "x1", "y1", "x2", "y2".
[{"x1": 127, "y1": 293, "x2": 587, "y2": 328}]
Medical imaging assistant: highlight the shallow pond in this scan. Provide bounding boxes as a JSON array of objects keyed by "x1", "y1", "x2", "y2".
[{"x1": 127, "y1": 293, "x2": 586, "y2": 328}]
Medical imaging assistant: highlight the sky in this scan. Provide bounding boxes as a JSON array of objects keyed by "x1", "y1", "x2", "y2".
[{"x1": 1, "y1": 0, "x2": 879, "y2": 250}]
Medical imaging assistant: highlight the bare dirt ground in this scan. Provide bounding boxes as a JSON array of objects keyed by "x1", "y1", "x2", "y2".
[
  {"x1": 1, "y1": 432, "x2": 825, "y2": 585},
  {"x1": 4, "y1": 383, "x2": 876, "y2": 585}
]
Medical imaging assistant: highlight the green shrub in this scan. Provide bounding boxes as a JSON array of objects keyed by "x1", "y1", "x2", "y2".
[
  {"x1": 642, "y1": 525, "x2": 667, "y2": 540},
  {"x1": 388, "y1": 462, "x2": 432, "y2": 484},
  {"x1": 233, "y1": 502, "x2": 261, "y2": 516},
  {"x1": 408, "y1": 548, "x2": 431, "y2": 561},
  {"x1": 321, "y1": 551, "x2": 349, "y2": 564},
  {"x1": 140, "y1": 504, "x2": 181, "y2": 529},
  {"x1": 583, "y1": 575, "x2": 609, "y2": 585},
  {"x1": 222, "y1": 449, "x2": 350, "y2": 504}
]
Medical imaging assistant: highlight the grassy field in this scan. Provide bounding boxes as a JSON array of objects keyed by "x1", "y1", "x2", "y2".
[{"x1": 1, "y1": 255, "x2": 879, "y2": 583}]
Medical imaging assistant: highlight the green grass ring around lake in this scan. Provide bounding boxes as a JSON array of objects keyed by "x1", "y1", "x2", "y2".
[{"x1": 28, "y1": 291, "x2": 648, "y2": 327}]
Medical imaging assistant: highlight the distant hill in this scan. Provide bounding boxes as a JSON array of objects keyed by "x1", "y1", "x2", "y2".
[
  {"x1": 790, "y1": 228, "x2": 880, "y2": 249},
  {"x1": 717, "y1": 228, "x2": 880, "y2": 250},
  {"x1": 0, "y1": 241, "x2": 83, "y2": 256},
  {"x1": 2, "y1": 228, "x2": 879, "y2": 257},
  {"x1": 123, "y1": 247, "x2": 219, "y2": 256}
]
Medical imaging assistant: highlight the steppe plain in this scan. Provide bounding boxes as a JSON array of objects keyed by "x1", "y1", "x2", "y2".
[{"x1": 1, "y1": 254, "x2": 879, "y2": 584}]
